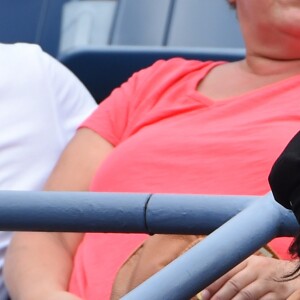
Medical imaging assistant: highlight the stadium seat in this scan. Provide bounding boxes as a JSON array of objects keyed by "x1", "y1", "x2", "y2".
[
  {"x1": 0, "y1": 0, "x2": 70, "y2": 56},
  {"x1": 60, "y1": 46, "x2": 245, "y2": 103},
  {"x1": 59, "y1": 0, "x2": 244, "y2": 51},
  {"x1": 59, "y1": 0, "x2": 245, "y2": 102}
]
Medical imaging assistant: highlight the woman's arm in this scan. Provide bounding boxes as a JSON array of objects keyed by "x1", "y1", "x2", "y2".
[{"x1": 4, "y1": 128, "x2": 114, "y2": 300}]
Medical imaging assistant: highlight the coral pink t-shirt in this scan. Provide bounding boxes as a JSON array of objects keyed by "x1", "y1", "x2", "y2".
[{"x1": 69, "y1": 58, "x2": 300, "y2": 299}]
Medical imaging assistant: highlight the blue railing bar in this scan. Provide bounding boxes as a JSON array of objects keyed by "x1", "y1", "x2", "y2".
[
  {"x1": 0, "y1": 191, "x2": 297, "y2": 299},
  {"x1": 147, "y1": 194, "x2": 257, "y2": 234},
  {"x1": 123, "y1": 193, "x2": 298, "y2": 300},
  {"x1": 0, "y1": 191, "x2": 149, "y2": 232},
  {"x1": 0, "y1": 191, "x2": 265, "y2": 233}
]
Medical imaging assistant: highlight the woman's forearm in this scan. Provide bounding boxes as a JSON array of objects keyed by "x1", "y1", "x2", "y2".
[
  {"x1": 4, "y1": 231, "x2": 83, "y2": 300},
  {"x1": 4, "y1": 129, "x2": 114, "y2": 300}
]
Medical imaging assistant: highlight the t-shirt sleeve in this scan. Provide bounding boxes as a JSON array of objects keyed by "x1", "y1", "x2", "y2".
[
  {"x1": 80, "y1": 60, "x2": 166, "y2": 146},
  {"x1": 39, "y1": 49, "x2": 97, "y2": 143}
]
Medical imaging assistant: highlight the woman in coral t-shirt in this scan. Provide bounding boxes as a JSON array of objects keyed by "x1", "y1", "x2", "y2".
[{"x1": 5, "y1": 0, "x2": 300, "y2": 299}]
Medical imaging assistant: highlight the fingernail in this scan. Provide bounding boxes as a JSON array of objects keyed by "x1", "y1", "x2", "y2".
[{"x1": 201, "y1": 289, "x2": 211, "y2": 300}]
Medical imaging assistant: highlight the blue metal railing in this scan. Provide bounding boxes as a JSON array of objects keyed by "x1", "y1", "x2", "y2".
[
  {"x1": 0, "y1": 191, "x2": 298, "y2": 299},
  {"x1": 124, "y1": 193, "x2": 299, "y2": 299}
]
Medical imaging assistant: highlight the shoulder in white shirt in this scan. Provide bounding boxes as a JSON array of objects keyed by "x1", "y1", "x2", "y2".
[{"x1": 0, "y1": 43, "x2": 97, "y2": 299}]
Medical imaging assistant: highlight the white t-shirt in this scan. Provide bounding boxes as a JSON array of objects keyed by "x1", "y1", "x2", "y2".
[{"x1": 0, "y1": 43, "x2": 97, "y2": 299}]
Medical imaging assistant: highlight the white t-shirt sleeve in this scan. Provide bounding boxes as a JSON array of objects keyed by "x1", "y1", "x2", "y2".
[
  {"x1": 38, "y1": 48, "x2": 97, "y2": 144},
  {"x1": 0, "y1": 43, "x2": 96, "y2": 299}
]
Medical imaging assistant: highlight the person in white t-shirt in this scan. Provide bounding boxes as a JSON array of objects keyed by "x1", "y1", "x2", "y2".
[{"x1": 0, "y1": 43, "x2": 96, "y2": 300}]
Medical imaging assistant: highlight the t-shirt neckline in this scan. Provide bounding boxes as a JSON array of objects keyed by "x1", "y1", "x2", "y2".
[{"x1": 187, "y1": 61, "x2": 300, "y2": 107}]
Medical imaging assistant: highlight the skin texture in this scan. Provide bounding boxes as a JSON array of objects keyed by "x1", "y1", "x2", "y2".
[{"x1": 4, "y1": 0, "x2": 300, "y2": 299}]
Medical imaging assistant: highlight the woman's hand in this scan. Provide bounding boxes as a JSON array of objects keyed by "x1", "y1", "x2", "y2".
[
  {"x1": 288, "y1": 290, "x2": 300, "y2": 300},
  {"x1": 201, "y1": 255, "x2": 300, "y2": 300}
]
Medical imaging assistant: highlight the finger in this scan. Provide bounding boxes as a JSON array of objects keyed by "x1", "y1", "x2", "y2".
[
  {"x1": 258, "y1": 293, "x2": 280, "y2": 300},
  {"x1": 203, "y1": 259, "x2": 248, "y2": 298},
  {"x1": 287, "y1": 290, "x2": 300, "y2": 300},
  {"x1": 231, "y1": 281, "x2": 270, "y2": 300},
  {"x1": 210, "y1": 267, "x2": 258, "y2": 300}
]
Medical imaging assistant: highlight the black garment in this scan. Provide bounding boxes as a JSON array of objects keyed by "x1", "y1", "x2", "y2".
[{"x1": 269, "y1": 131, "x2": 300, "y2": 223}]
